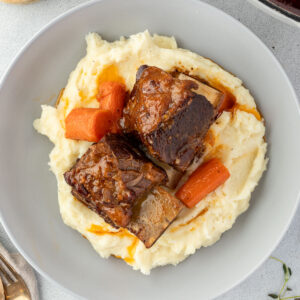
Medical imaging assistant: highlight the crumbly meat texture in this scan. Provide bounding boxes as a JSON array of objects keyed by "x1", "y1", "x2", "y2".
[
  {"x1": 64, "y1": 134, "x2": 167, "y2": 228},
  {"x1": 127, "y1": 186, "x2": 183, "y2": 248},
  {"x1": 122, "y1": 65, "x2": 215, "y2": 172}
]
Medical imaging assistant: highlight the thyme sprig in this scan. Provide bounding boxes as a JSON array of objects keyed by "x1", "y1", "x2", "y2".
[{"x1": 268, "y1": 257, "x2": 300, "y2": 300}]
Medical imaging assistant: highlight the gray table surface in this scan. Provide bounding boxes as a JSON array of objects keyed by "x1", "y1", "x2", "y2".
[{"x1": 0, "y1": 0, "x2": 299, "y2": 299}]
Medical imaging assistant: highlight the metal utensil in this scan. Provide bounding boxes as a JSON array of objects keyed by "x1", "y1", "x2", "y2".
[
  {"x1": 0, "y1": 253, "x2": 31, "y2": 300},
  {"x1": 0, "y1": 276, "x2": 4, "y2": 300}
]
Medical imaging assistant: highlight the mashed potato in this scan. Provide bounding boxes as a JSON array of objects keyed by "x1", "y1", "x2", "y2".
[{"x1": 34, "y1": 31, "x2": 267, "y2": 274}]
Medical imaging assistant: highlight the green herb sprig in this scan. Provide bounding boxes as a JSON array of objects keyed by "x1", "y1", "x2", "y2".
[{"x1": 268, "y1": 257, "x2": 300, "y2": 300}]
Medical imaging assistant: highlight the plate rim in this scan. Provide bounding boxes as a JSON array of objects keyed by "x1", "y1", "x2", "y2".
[{"x1": 0, "y1": 0, "x2": 299, "y2": 298}]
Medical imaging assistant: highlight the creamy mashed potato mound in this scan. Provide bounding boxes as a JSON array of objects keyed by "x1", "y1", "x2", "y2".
[{"x1": 34, "y1": 31, "x2": 267, "y2": 274}]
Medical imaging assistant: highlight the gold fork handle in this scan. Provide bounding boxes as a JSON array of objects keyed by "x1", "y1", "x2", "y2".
[{"x1": 0, "y1": 277, "x2": 4, "y2": 300}]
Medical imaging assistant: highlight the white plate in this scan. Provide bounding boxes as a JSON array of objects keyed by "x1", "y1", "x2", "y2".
[{"x1": 0, "y1": 0, "x2": 299, "y2": 299}]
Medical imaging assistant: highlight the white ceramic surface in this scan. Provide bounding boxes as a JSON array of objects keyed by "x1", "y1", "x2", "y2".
[
  {"x1": 247, "y1": 0, "x2": 300, "y2": 28},
  {"x1": 0, "y1": 0, "x2": 299, "y2": 299}
]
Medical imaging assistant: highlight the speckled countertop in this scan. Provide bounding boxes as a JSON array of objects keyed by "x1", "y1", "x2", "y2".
[{"x1": 0, "y1": 0, "x2": 299, "y2": 299}]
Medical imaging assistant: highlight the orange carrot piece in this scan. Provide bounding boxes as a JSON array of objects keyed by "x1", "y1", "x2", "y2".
[
  {"x1": 109, "y1": 121, "x2": 121, "y2": 134},
  {"x1": 175, "y1": 158, "x2": 230, "y2": 208},
  {"x1": 65, "y1": 108, "x2": 113, "y2": 142},
  {"x1": 97, "y1": 81, "x2": 126, "y2": 121}
]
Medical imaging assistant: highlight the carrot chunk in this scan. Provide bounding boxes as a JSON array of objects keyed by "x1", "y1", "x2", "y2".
[
  {"x1": 97, "y1": 81, "x2": 126, "y2": 121},
  {"x1": 175, "y1": 158, "x2": 230, "y2": 208},
  {"x1": 109, "y1": 121, "x2": 121, "y2": 134},
  {"x1": 65, "y1": 108, "x2": 113, "y2": 142}
]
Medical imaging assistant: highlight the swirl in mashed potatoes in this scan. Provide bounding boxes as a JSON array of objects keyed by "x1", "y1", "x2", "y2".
[{"x1": 34, "y1": 31, "x2": 267, "y2": 274}]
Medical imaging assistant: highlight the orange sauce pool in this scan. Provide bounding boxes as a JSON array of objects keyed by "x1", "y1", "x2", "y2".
[
  {"x1": 124, "y1": 238, "x2": 139, "y2": 264},
  {"x1": 175, "y1": 70, "x2": 262, "y2": 121},
  {"x1": 87, "y1": 224, "x2": 139, "y2": 264},
  {"x1": 209, "y1": 79, "x2": 262, "y2": 121},
  {"x1": 97, "y1": 64, "x2": 125, "y2": 85},
  {"x1": 88, "y1": 224, "x2": 131, "y2": 238},
  {"x1": 231, "y1": 104, "x2": 262, "y2": 121}
]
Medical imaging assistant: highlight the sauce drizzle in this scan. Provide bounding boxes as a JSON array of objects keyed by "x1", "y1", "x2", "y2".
[
  {"x1": 97, "y1": 64, "x2": 125, "y2": 85},
  {"x1": 231, "y1": 104, "x2": 262, "y2": 121},
  {"x1": 170, "y1": 207, "x2": 208, "y2": 233},
  {"x1": 209, "y1": 79, "x2": 262, "y2": 121},
  {"x1": 87, "y1": 224, "x2": 139, "y2": 264}
]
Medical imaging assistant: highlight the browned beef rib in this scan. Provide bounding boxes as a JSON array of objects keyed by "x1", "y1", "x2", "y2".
[
  {"x1": 64, "y1": 134, "x2": 167, "y2": 228},
  {"x1": 176, "y1": 73, "x2": 224, "y2": 110},
  {"x1": 122, "y1": 65, "x2": 215, "y2": 172}
]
